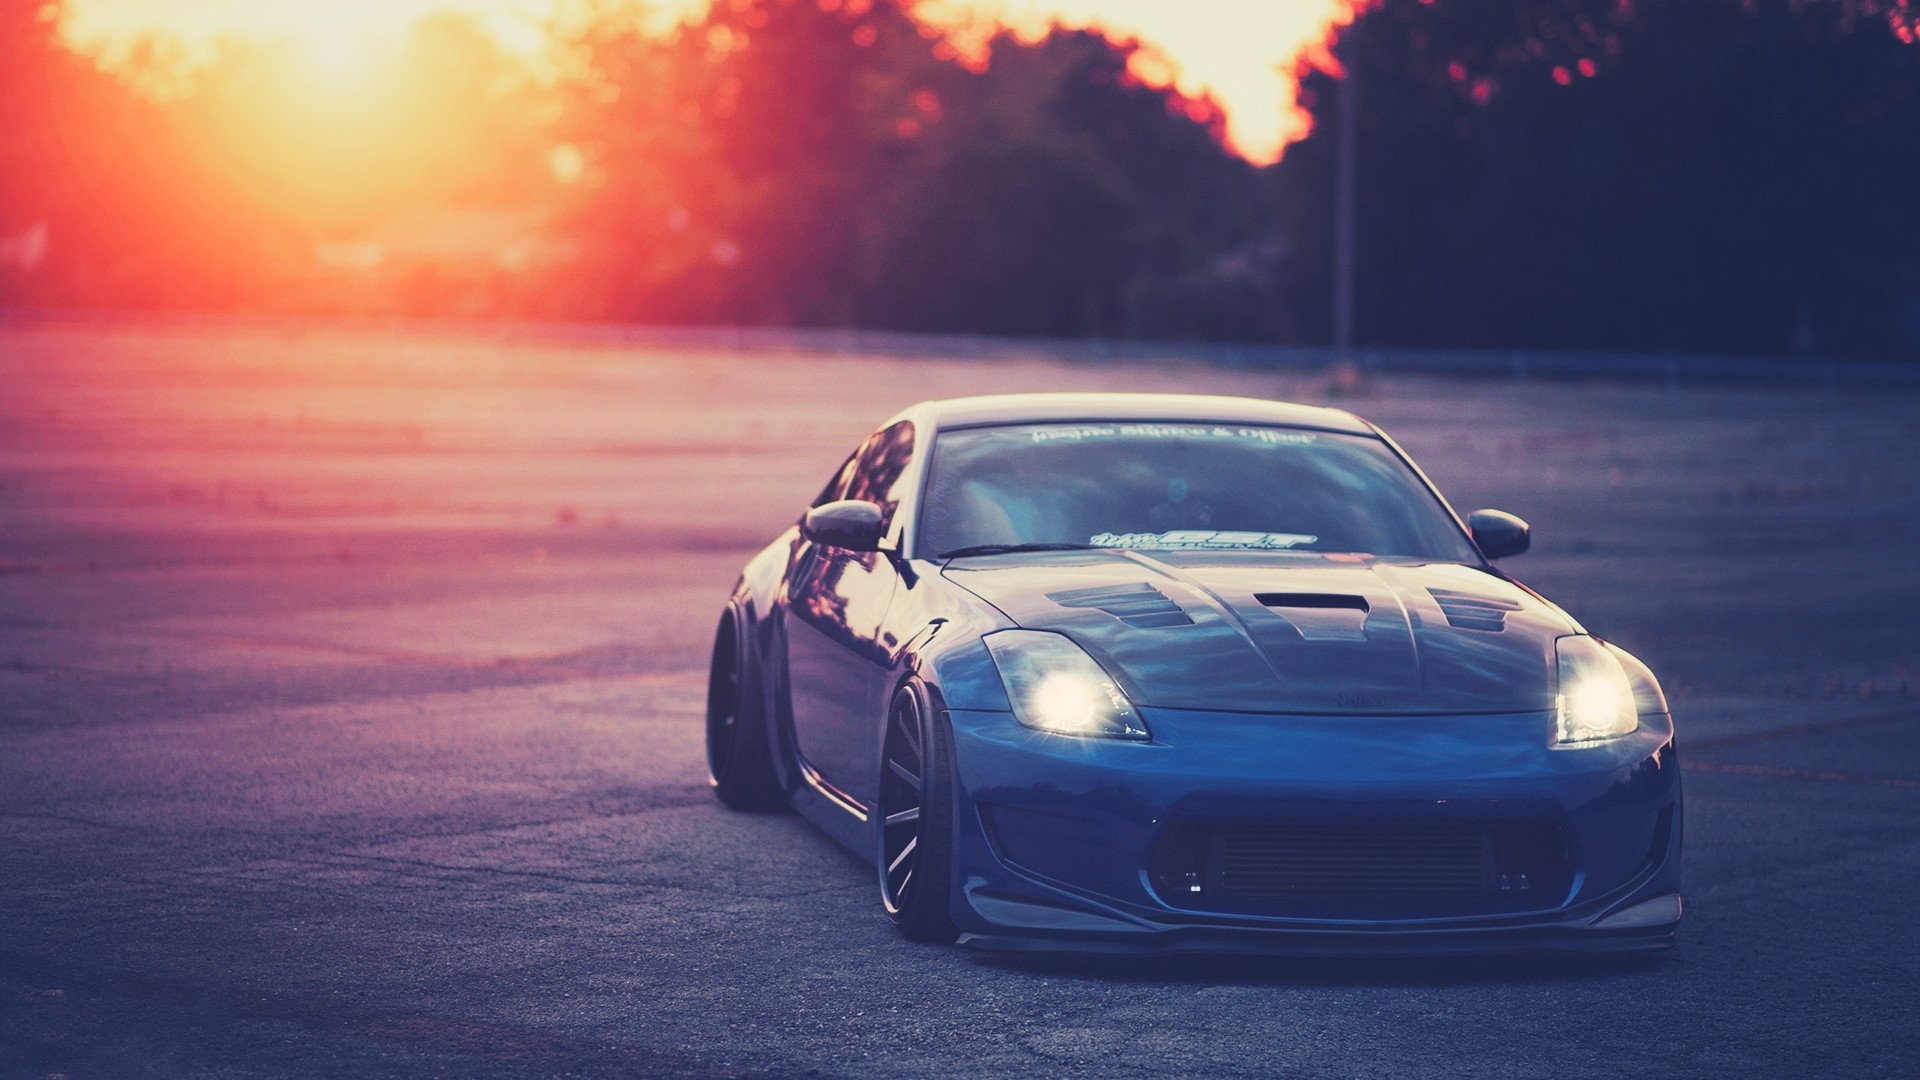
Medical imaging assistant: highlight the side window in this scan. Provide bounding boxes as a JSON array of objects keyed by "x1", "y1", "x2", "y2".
[
  {"x1": 810, "y1": 451, "x2": 859, "y2": 509},
  {"x1": 844, "y1": 421, "x2": 917, "y2": 529}
]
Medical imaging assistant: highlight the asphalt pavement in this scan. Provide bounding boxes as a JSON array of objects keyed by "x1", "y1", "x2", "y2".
[{"x1": 1, "y1": 323, "x2": 1916, "y2": 1078}]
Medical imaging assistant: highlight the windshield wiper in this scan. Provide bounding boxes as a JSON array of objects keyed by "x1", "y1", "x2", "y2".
[{"x1": 937, "y1": 542, "x2": 1097, "y2": 559}]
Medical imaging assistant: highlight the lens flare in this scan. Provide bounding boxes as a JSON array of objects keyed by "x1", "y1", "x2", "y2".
[
  {"x1": 1554, "y1": 636, "x2": 1639, "y2": 745},
  {"x1": 1031, "y1": 674, "x2": 1104, "y2": 734}
]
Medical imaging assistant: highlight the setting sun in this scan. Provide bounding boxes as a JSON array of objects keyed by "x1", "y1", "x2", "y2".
[
  {"x1": 63, "y1": 0, "x2": 559, "y2": 54},
  {"x1": 62, "y1": 0, "x2": 1346, "y2": 163},
  {"x1": 290, "y1": 23, "x2": 383, "y2": 86}
]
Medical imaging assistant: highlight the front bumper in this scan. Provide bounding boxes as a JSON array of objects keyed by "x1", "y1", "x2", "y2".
[{"x1": 943, "y1": 704, "x2": 1682, "y2": 956}]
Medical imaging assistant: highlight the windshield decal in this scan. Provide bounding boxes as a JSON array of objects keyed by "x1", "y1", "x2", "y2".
[
  {"x1": 1090, "y1": 530, "x2": 1320, "y2": 550},
  {"x1": 1027, "y1": 425, "x2": 1318, "y2": 445}
]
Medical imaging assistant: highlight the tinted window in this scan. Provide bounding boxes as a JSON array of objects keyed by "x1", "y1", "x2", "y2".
[
  {"x1": 845, "y1": 421, "x2": 916, "y2": 528},
  {"x1": 918, "y1": 422, "x2": 1479, "y2": 561}
]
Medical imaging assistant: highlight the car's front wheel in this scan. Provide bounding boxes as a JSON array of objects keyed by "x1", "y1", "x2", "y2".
[
  {"x1": 705, "y1": 611, "x2": 784, "y2": 811},
  {"x1": 877, "y1": 680, "x2": 959, "y2": 942}
]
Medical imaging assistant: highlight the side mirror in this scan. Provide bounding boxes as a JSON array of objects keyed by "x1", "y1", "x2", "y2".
[
  {"x1": 801, "y1": 500, "x2": 886, "y2": 551},
  {"x1": 1468, "y1": 509, "x2": 1531, "y2": 559}
]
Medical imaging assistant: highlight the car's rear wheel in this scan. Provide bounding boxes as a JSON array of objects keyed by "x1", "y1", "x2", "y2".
[
  {"x1": 705, "y1": 611, "x2": 784, "y2": 811},
  {"x1": 878, "y1": 680, "x2": 958, "y2": 942}
]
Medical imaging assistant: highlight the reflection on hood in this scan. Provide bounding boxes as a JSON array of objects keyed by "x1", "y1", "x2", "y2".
[{"x1": 944, "y1": 549, "x2": 1577, "y2": 716}]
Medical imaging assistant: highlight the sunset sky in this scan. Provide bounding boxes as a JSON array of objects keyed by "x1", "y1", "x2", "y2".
[{"x1": 60, "y1": 0, "x2": 1350, "y2": 163}]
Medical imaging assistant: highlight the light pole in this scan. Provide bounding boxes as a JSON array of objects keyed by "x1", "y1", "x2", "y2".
[{"x1": 1332, "y1": 61, "x2": 1357, "y2": 360}]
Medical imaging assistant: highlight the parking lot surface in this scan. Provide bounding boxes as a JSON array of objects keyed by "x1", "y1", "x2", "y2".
[{"x1": 2, "y1": 324, "x2": 1916, "y2": 1078}]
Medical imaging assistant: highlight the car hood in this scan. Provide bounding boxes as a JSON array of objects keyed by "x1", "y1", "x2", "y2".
[{"x1": 941, "y1": 551, "x2": 1577, "y2": 715}]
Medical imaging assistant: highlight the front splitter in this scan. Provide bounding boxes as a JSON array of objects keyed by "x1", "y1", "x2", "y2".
[{"x1": 956, "y1": 922, "x2": 1677, "y2": 958}]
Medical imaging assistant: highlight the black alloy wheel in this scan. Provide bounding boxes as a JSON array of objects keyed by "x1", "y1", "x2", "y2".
[
  {"x1": 878, "y1": 681, "x2": 958, "y2": 942},
  {"x1": 705, "y1": 612, "x2": 783, "y2": 810}
]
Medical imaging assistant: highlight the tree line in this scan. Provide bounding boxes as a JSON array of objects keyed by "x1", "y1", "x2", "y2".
[{"x1": 2, "y1": 0, "x2": 1916, "y2": 358}]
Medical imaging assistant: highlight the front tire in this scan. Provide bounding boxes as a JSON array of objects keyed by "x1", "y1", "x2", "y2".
[
  {"x1": 705, "y1": 611, "x2": 784, "y2": 811},
  {"x1": 877, "y1": 680, "x2": 959, "y2": 943}
]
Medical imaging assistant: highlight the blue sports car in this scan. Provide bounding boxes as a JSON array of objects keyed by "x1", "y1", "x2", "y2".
[{"x1": 707, "y1": 393, "x2": 1681, "y2": 954}]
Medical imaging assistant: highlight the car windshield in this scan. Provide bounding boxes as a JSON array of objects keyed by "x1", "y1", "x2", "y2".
[{"x1": 917, "y1": 422, "x2": 1481, "y2": 561}]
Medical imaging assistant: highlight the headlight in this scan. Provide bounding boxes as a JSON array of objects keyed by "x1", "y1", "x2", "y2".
[
  {"x1": 1553, "y1": 635, "x2": 1639, "y2": 746},
  {"x1": 983, "y1": 630, "x2": 1148, "y2": 740}
]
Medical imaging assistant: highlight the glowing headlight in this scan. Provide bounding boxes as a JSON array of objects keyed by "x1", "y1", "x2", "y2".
[
  {"x1": 983, "y1": 631, "x2": 1148, "y2": 740},
  {"x1": 1554, "y1": 635, "x2": 1639, "y2": 746}
]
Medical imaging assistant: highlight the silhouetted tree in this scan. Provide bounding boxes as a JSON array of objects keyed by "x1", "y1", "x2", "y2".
[
  {"x1": 554, "y1": 0, "x2": 956, "y2": 325},
  {"x1": 555, "y1": 2, "x2": 1267, "y2": 338},
  {"x1": 861, "y1": 28, "x2": 1269, "y2": 339},
  {"x1": 1274, "y1": 0, "x2": 1920, "y2": 358},
  {"x1": 0, "y1": 0, "x2": 211, "y2": 306}
]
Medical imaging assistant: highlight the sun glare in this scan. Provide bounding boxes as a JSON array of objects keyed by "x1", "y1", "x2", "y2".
[
  {"x1": 916, "y1": 0, "x2": 1350, "y2": 163},
  {"x1": 64, "y1": 0, "x2": 1345, "y2": 163},
  {"x1": 292, "y1": 23, "x2": 379, "y2": 86}
]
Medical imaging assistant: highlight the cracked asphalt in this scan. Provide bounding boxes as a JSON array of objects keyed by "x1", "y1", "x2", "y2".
[{"x1": 2, "y1": 323, "x2": 1917, "y2": 1078}]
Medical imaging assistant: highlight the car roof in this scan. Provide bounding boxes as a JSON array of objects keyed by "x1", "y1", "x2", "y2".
[{"x1": 888, "y1": 392, "x2": 1374, "y2": 436}]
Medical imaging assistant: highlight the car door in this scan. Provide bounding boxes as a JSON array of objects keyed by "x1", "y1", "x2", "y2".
[{"x1": 784, "y1": 420, "x2": 917, "y2": 806}]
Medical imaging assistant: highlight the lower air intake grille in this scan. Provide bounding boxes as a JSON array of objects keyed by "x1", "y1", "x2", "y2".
[
  {"x1": 1221, "y1": 824, "x2": 1489, "y2": 896},
  {"x1": 1149, "y1": 821, "x2": 1572, "y2": 919}
]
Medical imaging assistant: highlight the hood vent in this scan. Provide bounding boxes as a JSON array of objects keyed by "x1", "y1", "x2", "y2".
[
  {"x1": 1046, "y1": 582, "x2": 1193, "y2": 628},
  {"x1": 1255, "y1": 592, "x2": 1370, "y2": 641},
  {"x1": 1255, "y1": 593, "x2": 1369, "y2": 612},
  {"x1": 1429, "y1": 588, "x2": 1523, "y2": 631}
]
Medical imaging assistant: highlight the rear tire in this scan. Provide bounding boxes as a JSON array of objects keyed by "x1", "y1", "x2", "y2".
[
  {"x1": 877, "y1": 680, "x2": 959, "y2": 943},
  {"x1": 705, "y1": 611, "x2": 784, "y2": 811}
]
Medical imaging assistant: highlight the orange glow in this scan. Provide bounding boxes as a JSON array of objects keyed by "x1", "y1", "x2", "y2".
[
  {"x1": 288, "y1": 27, "x2": 385, "y2": 93},
  {"x1": 66, "y1": 0, "x2": 1349, "y2": 165},
  {"x1": 62, "y1": 0, "x2": 584, "y2": 58},
  {"x1": 1122, "y1": 42, "x2": 1179, "y2": 89},
  {"x1": 30, "y1": 0, "x2": 1353, "y2": 321},
  {"x1": 917, "y1": 0, "x2": 1350, "y2": 163}
]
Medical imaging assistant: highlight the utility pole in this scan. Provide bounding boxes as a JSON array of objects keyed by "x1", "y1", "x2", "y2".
[{"x1": 1332, "y1": 63, "x2": 1357, "y2": 360}]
